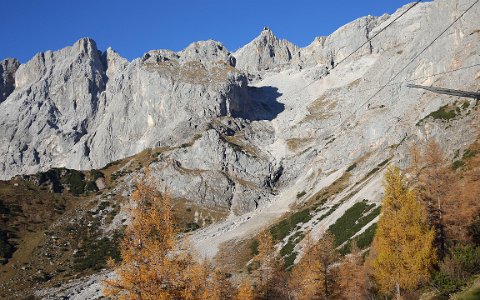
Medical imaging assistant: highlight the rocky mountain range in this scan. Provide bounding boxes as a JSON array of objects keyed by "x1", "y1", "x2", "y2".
[{"x1": 0, "y1": 0, "x2": 479, "y2": 297}]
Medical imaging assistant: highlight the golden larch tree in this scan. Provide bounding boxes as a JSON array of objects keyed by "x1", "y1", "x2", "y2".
[
  {"x1": 371, "y1": 166, "x2": 436, "y2": 299},
  {"x1": 235, "y1": 278, "x2": 254, "y2": 300},
  {"x1": 103, "y1": 172, "x2": 220, "y2": 299}
]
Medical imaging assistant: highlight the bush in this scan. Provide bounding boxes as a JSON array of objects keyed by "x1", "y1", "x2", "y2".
[
  {"x1": 347, "y1": 163, "x2": 357, "y2": 172},
  {"x1": 432, "y1": 270, "x2": 463, "y2": 296},
  {"x1": 452, "y1": 160, "x2": 466, "y2": 170},
  {"x1": 468, "y1": 215, "x2": 480, "y2": 246},
  {"x1": 186, "y1": 222, "x2": 200, "y2": 232},
  {"x1": 90, "y1": 169, "x2": 104, "y2": 180},
  {"x1": 61, "y1": 170, "x2": 86, "y2": 195},
  {"x1": 0, "y1": 230, "x2": 14, "y2": 263},
  {"x1": 339, "y1": 223, "x2": 378, "y2": 256},
  {"x1": 85, "y1": 181, "x2": 99, "y2": 193},
  {"x1": 296, "y1": 191, "x2": 306, "y2": 198},
  {"x1": 250, "y1": 239, "x2": 259, "y2": 256},
  {"x1": 433, "y1": 245, "x2": 480, "y2": 296},
  {"x1": 73, "y1": 232, "x2": 122, "y2": 272}
]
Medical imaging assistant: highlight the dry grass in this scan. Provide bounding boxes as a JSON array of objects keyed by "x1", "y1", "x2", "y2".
[
  {"x1": 223, "y1": 135, "x2": 259, "y2": 157},
  {"x1": 215, "y1": 238, "x2": 257, "y2": 274},
  {"x1": 303, "y1": 94, "x2": 337, "y2": 122},
  {"x1": 286, "y1": 138, "x2": 313, "y2": 152},
  {"x1": 305, "y1": 172, "x2": 352, "y2": 208},
  {"x1": 143, "y1": 60, "x2": 236, "y2": 85}
]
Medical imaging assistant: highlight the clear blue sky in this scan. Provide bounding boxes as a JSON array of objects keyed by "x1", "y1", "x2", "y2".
[{"x1": 1, "y1": 0, "x2": 422, "y2": 63}]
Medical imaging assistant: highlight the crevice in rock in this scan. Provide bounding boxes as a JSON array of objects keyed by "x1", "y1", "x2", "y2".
[{"x1": 0, "y1": 58, "x2": 20, "y2": 103}]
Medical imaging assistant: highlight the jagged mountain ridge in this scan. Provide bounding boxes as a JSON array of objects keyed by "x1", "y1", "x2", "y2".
[
  {"x1": 1, "y1": 0, "x2": 480, "y2": 297},
  {"x1": 0, "y1": 0, "x2": 479, "y2": 218}
]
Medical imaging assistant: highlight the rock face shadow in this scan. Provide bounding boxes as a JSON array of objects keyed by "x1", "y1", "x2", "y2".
[{"x1": 233, "y1": 86, "x2": 284, "y2": 121}]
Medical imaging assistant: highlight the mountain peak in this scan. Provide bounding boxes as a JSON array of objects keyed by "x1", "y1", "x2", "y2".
[
  {"x1": 234, "y1": 27, "x2": 297, "y2": 72},
  {"x1": 257, "y1": 26, "x2": 277, "y2": 41}
]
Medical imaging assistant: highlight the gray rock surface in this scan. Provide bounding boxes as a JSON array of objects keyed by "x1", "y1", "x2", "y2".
[
  {"x1": 0, "y1": 0, "x2": 479, "y2": 218},
  {"x1": 18, "y1": 0, "x2": 478, "y2": 297},
  {"x1": 0, "y1": 58, "x2": 20, "y2": 102},
  {"x1": 234, "y1": 27, "x2": 299, "y2": 72}
]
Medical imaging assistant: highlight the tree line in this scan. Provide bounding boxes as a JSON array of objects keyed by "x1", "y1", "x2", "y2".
[{"x1": 104, "y1": 139, "x2": 480, "y2": 299}]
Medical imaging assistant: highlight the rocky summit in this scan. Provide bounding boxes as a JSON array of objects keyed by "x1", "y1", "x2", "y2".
[{"x1": 0, "y1": 0, "x2": 479, "y2": 297}]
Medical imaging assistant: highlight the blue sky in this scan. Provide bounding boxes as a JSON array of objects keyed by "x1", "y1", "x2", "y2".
[{"x1": 1, "y1": 0, "x2": 421, "y2": 63}]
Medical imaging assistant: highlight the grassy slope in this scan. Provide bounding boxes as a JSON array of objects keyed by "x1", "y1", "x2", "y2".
[{"x1": 0, "y1": 147, "x2": 228, "y2": 299}]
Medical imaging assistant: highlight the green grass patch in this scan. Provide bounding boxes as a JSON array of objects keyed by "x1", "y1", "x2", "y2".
[
  {"x1": 270, "y1": 208, "x2": 312, "y2": 241},
  {"x1": 73, "y1": 231, "x2": 122, "y2": 272},
  {"x1": 328, "y1": 200, "x2": 380, "y2": 247},
  {"x1": 427, "y1": 105, "x2": 458, "y2": 121},
  {"x1": 339, "y1": 223, "x2": 378, "y2": 255},
  {"x1": 280, "y1": 231, "x2": 305, "y2": 270}
]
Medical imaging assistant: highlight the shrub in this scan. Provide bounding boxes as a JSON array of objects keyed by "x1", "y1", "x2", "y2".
[
  {"x1": 347, "y1": 163, "x2": 357, "y2": 172},
  {"x1": 0, "y1": 230, "x2": 14, "y2": 263},
  {"x1": 296, "y1": 191, "x2": 306, "y2": 198},
  {"x1": 250, "y1": 239, "x2": 259, "y2": 256},
  {"x1": 85, "y1": 181, "x2": 99, "y2": 193},
  {"x1": 186, "y1": 222, "x2": 200, "y2": 232},
  {"x1": 90, "y1": 169, "x2": 104, "y2": 180},
  {"x1": 433, "y1": 245, "x2": 480, "y2": 297},
  {"x1": 73, "y1": 233, "x2": 122, "y2": 272},
  {"x1": 452, "y1": 160, "x2": 466, "y2": 170},
  {"x1": 61, "y1": 170, "x2": 86, "y2": 195},
  {"x1": 468, "y1": 215, "x2": 480, "y2": 246},
  {"x1": 432, "y1": 270, "x2": 463, "y2": 296}
]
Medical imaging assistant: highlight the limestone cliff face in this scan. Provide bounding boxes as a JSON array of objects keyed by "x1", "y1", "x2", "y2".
[
  {"x1": 0, "y1": 38, "x2": 250, "y2": 179},
  {"x1": 0, "y1": 0, "x2": 479, "y2": 215},
  {"x1": 0, "y1": 58, "x2": 20, "y2": 103}
]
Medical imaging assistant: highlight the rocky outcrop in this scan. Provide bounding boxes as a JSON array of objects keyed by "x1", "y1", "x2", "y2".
[
  {"x1": 0, "y1": 0, "x2": 479, "y2": 217},
  {"x1": 0, "y1": 38, "x2": 250, "y2": 180},
  {"x1": 0, "y1": 58, "x2": 20, "y2": 103},
  {"x1": 234, "y1": 27, "x2": 299, "y2": 72}
]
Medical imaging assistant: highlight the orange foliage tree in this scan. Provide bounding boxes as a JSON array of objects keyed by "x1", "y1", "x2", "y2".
[
  {"x1": 289, "y1": 231, "x2": 338, "y2": 300},
  {"x1": 103, "y1": 172, "x2": 221, "y2": 299},
  {"x1": 337, "y1": 241, "x2": 368, "y2": 300}
]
